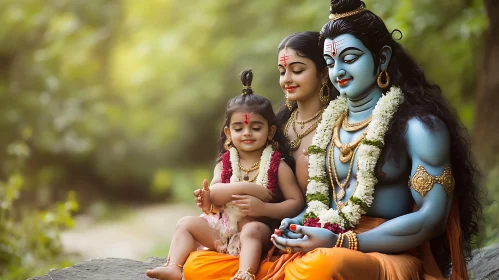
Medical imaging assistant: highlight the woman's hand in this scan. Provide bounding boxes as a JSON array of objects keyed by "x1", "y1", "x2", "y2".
[
  {"x1": 231, "y1": 195, "x2": 265, "y2": 217},
  {"x1": 271, "y1": 224, "x2": 336, "y2": 254}
]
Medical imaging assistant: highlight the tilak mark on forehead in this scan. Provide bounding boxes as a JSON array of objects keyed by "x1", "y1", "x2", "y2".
[
  {"x1": 244, "y1": 114, "x2": 249, "y2": 124},
  {"x1": 279, "y1": 49, "x2": 291, "y2": 67},
  {"x1": 325, "y1": 38, "x2": 347, "y2": 57}
]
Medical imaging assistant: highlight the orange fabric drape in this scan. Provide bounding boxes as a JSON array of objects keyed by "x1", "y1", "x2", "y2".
[
  {"x1": 183, "y1": 210, "x2": 467, "y2": 280},
  {"x1": 446, "y1": 198, "x2": 468, "y2": 280}
]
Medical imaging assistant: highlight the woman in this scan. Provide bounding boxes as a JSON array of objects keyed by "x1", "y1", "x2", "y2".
[{"x1": 183, "y1": 31, "x2": 335, "y2": 280}]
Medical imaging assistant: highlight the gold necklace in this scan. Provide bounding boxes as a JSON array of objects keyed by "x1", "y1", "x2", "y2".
[
  {"x1": 328, "y1": 140, "x2": 360, "y2": 202},
  {"x1": 238, "y1": 160, "x2": 260, "y2": 181},
  {"x1": 241, "y1": 171, "x2": 259, "y2": 182},
  {"x1": 284, "y1": 109, "x2": 323, "y2": 151},
  {"x1": 333, "y1": 112, "x2": 367, "y2": 163},
  {"x1": 342, "y1": 115, "x2": 372, "y2": 132},
  {"x1": 295, "y1": 108, "x2": 323, "y2": 129}
]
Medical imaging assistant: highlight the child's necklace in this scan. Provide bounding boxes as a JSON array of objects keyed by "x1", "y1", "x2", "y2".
[{"x1": 238, "y1": 160, "x2": 260, "y2": 181}]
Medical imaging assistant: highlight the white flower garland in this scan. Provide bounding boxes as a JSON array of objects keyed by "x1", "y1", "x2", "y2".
[
  {"x1": 304, "y1": 87, "x2": 404, "y2": 229},
  {"x1": 224, "y1": 145, "x2": 274, "y2": 232}
]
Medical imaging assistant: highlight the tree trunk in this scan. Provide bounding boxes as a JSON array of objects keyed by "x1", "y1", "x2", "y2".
[{"x1": 472, "y1": 0, "x2": 499, "y2": 170}]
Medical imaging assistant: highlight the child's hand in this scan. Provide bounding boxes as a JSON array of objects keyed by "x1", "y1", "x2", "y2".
[
  {"x1": 193, "y1": 179, "x2": 212, "y2": 213},
  {"x1": 231, "y1": 195, "x2": 265, "y2": 217}
]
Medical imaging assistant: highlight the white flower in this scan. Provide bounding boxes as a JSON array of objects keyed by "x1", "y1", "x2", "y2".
[
  {"x1": 227, "y1": 144, "x2": 275, "y2": 230},
  {"x1": 305, "y1": 87, "x2": 404, "y2": 230},
  {"x1": 306, "y1": 200, "x2": 328, "y2": 214},
  {"x1": 318, "y1": 208, "x2": 341, "y2": 227},
  {"x1": 255, "y1": 145, "x2": 273, "y2": 187},
  {"x1": 306, "y1": 180, "x2": 328, "y2": 195}
]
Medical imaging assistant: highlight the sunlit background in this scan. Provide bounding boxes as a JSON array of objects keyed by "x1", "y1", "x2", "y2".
[{"x1": 1, "y1": 0, "x2": 497, "y2": 279}]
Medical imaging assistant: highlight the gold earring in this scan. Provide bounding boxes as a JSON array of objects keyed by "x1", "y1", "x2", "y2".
[
  {"x1": 268, "y1": 137, "x2": 279, "y2": 150},
  {"x1": 286, "y1": 99, "x2": 293, "y2": 111},
  {"x1": 319, "y1": 81, "x2": 330, "y2": 105},
  {"x1": 377, "y1": 70, "x2": 390, "y2": 89},
  {"x1": 224, "y1": 138, "x2": 232, "y2": 150}
]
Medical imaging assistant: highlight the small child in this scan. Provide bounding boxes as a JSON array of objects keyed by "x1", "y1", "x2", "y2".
[{"x1": 146, "y1": 69, "x2": 304, "y2": 280}]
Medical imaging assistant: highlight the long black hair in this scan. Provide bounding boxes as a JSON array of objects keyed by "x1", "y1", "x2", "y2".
[
  {"x1": 217, "y1": 69, "x2": 294, "y2": 169},
  {"x1": 322, "y1": 0, "x2": 482, "y2": 276},
  {"x1": 275, "y1": 31, "x2": 338, "y2": 127}
]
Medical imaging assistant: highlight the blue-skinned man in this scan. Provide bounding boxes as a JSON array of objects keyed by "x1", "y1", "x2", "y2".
[{"x1": 182, "y1": 1, "x2": 481, "y2": 279}]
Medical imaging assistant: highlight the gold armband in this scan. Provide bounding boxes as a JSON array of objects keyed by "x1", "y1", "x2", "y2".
[{"x1": 409, "y1": 165, "x2": 455, "y2": 196}]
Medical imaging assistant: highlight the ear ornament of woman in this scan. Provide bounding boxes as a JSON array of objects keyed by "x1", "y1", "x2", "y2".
[
  {"x1": 320, "y1": 81, "x2": 331, "y2": 105},
  {"x1": 286, "y1": 99, "x2": 294, "y2": 111},
  {"x1": 224, "y1": 138, "x2": 232, "y2": 151},
  {"x1": 377, "y1": 70, "x2": 390, "y2": 89}
]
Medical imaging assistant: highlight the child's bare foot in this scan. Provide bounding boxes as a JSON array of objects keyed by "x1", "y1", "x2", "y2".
[
  {"x1": 145, "y1": 265, "x2": 182, "y2": 280},
  {"x1": 230, "y1": 269, "x2": 255, "y2": 280}
]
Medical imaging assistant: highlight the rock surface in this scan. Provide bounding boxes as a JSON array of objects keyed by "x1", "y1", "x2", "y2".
[
  {"x1": 30, "y1": 257, "x2": 166, "y2": 280},
  {"x1": 468, "y1": 243, "x2": 499, "y2": 280},
  {"x1": 31, "y1": 245, "x2": 499, "y2": 280}
]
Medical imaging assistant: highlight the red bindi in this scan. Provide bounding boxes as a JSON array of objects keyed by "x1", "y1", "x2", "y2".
[{"x1": 244, "y1": 114, "x2": 249, "y2": 124}]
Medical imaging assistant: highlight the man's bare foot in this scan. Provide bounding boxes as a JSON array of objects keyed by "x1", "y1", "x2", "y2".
[{"x1": 145, "y1": 265, "x2": 182, "y2": 280}]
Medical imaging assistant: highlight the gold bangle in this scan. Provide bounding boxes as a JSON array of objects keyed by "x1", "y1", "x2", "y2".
[
  {"x1": 334, "y1": 233, "x2": 343, "y2": 247},
  {"x1": 345, "y1": 231, "x2": 358, "y2": 251},
  {"x1": 335, "y1": 233, "x2": 345, "y2": 248}
]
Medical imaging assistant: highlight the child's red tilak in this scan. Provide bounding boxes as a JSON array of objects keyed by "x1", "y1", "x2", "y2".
[{"x1": 244, "y1": 114, "x2": 249, "y2": 124}]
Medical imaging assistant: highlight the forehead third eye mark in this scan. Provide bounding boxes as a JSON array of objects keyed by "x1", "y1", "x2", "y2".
[{"x1": 325, "y1": 38, "x2": 347, "y2": 57}]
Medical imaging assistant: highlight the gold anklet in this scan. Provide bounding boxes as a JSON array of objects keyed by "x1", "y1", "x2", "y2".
[
  {"x1": 164, "y1": 257, "x2": 183, "y2": 268},
  {"x1": 245, "y1": 267, "x2": 256, "y2": 280}
]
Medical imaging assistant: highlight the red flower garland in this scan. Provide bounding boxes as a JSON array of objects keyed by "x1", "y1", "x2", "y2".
[
  {"x1": 221, "y1": 151, "x2": 232, "y2": 184},
  {"x1": 219, "y1": 149, "x2": 282, "y2": 202},
  {"x1": 267, "y1": 150, "x2": 283, "y2": 202},
  {"x1": 304, "y1": 217, "x2": 348, "y2": 234}
]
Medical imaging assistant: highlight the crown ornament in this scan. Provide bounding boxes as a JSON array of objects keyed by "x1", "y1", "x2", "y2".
[{"x1": 329, "y1": 5, "x2": 365, "y2": 20}]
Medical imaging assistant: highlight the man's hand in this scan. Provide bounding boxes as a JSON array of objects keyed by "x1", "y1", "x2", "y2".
[{"x1": 271, "y1": 224, "x2": 336, "y2": 253}]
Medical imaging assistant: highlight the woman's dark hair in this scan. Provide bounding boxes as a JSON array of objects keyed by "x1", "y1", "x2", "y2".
[
  {"x1": 217, "y1": 69, "x2": 294, "y2": 169},
  {"x1": 322, "y1": 0, "x2": 482, "y2": 276},
  {"x1": 275, "y1": 31, "x2": 338, "y2": 126}
]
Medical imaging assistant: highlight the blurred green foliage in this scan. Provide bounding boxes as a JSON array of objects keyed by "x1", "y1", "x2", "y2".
[
  {"x1": 0, "y1": 0, "x2": 496, "y2": 276},
  {"x1": 0, "y1": 136, "x2": 78, "y2": 279}
]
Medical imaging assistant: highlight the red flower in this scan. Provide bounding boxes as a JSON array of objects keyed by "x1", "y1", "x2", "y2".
[
  {"x1": 221, "y1": 151, "x2": 232, "y2": 183},
  {"x1": 267, "y1": 150, "x2": 282, "y2": 201},
  {"x1": 304, "y1": 217, "x2": 347, "y2": 234}
]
